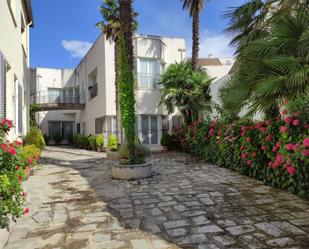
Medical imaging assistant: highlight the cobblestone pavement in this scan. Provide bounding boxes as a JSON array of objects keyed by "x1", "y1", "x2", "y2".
[{"x1": 4, "y1": 146, "x2": 309, "y2": 249}]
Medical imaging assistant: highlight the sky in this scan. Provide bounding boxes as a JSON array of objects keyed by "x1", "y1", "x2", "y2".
[{"x1": 30, "y1": 0, "x2": 245, "y2": 69}]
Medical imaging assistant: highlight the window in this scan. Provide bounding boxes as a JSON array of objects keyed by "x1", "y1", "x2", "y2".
[
  {"x1": 0, "y1": 52, "x2": 6, "y2": 119},
  {"x1": 88, "y1": 69, "x2": 98, "y2": 99},
  {"x1": 7, "y1": 0, "x2": 17, "y2": 27},
  {"x1": 48, "y1": 88, "x2": 61, "y2": 104},
  {"x1": 172, "y1": 116, "x2": 182, "y2": 129},
  {"x1": 140, "y1": 115, "x2": 159, "y2": 145},
  {"x1": 95, "y1": 117, "x2": 104, "y2": 134},
  {"x1": 14, "y1": 79, "x2": 23, "y2": 135},
  {"x1": 138, "y1": 59, "x2": 161, "y2": 89},
  {"x1": 49, "y1": 121, "x2": 74, "y2": 140}
]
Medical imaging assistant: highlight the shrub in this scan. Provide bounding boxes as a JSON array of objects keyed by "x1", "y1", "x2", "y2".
[
  {"x1": 161, "y1": 133, "x2": 172, "y2": 147},
  {"x1": 53, "y1": 134, "x2": 63, "y2": 145},
  {"x1": 43, "y1": 134, "x2": 50, "y2": 145},
  {"x1": 0, "y1": 119, "x2": 31, "y2": 229},
  {"x1": 108, "y1": 134, "x2": 118, "y2": 151},
  {"x1": 118, "y1": 143, "x2": 150, "y2": 164},
  {"x1": 88, "y1": 135, "x2": 96, "y2": 150},
  {"x1": 96, "y1": 135, "x2": 104, "y2": 150},
  {"x1": 23, "y1": 127, "x2": 45, "y2": 150},
  {"x1": 174, "y1": 114, "x2": 309, "y2": 198},
  {"x1": 22, "y1": 145, "x2": 41, "y2": 162}
]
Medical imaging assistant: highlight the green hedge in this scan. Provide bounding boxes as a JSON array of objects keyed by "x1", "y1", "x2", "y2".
[{"x1": 174, "y1": 114, "x2": 309, "y2": 198}]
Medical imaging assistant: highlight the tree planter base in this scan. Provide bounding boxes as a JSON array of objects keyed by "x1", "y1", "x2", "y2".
[
  {"x1": 112, "y1": 162, "x2": 152, "y2": 180},
  {"x1": 106, "y1": 151, "x2": 120, "y2": 160}
]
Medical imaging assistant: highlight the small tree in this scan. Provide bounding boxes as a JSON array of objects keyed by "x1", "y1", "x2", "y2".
[{"x1": 159, "y1": 61, "x2": 212, "y2": 125}]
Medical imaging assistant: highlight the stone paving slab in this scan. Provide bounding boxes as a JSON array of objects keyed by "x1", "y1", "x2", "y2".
[{"x1": 3, "y1": 146, "x2": 309, "y2": 249}]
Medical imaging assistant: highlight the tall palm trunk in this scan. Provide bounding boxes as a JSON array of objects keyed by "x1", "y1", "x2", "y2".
[
  {"x1": 119, "y1": 0, "x2": 136, "y2": 163},
  {"x1": 120, "y1": 0, "x2": 134, "y2": 71},
  {"x1": 191, "y1": 3, "x2": 200, "y2": 71},
  {"x1": 114, "y1": 38, "x2": 121, "y2": 144}
]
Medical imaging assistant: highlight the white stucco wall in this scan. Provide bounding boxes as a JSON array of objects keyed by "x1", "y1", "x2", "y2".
[{"x1": 0, "y1": 0, "x2": 32, "y2": 140}]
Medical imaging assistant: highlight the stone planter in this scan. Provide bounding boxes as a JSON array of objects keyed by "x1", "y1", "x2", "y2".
[
  {"x1": 106, "y1": 151, "x2": 120, "y2": 160},
  {"x1": 112, "y1": 162, "x2": 152, "y2": 180}
]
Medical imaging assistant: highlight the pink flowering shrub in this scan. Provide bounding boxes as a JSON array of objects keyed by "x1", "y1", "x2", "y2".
[
  {"x1": 0, "y1": 119, "x2": 35, "y2": 228},
  {"x1": 173, "y1": 113, "x2": 309, "y2": 197}
]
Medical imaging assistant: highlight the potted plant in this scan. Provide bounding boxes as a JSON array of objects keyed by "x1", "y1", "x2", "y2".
[
  {"x1": 106, "y1": 134, "x2": 120, "y2": 160},
  {"x1": 96, "y1": 135, "x2": 104, "y2": 152},
  {"x1": 112, "y1": 142, "x2": 152, "y2": 180}
]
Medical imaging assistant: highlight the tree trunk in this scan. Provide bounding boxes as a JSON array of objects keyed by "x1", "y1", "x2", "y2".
[
  {"x1": 114, "y1": 39, "x2": 121, "y2": 144},
  {"x1": 119, "y1": 0, "x2": 136, "y2": 163},
  {"x1": 191, "y1": 3, "x2": 200, "y2": 71},
  {"x1": 120, "y1": 0, "x2": 134, "y2": 71}
]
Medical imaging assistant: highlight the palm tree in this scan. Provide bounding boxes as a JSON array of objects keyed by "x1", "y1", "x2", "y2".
[
  {"x1": 181, "y1": 0, "x2": 206, "y2": 71},
  {"x1": 224, "y1": 0, "x2": 309, "y2": 55},
  {"x1": 159, "y1": 61, "x2": 212, "y2": 125},
  {"x1": 119, "y1": 0, "x2": 136, "y2": 163},
  {"x1": 97, "y1": 0, "x2": 137, "y2": 144},
  {"x1": 220, "y1": 11, "x2": 309, "y2": 114}
]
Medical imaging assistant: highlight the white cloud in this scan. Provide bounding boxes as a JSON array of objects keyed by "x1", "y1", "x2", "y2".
[
  {"x1": 186, "y1": 30, "x2": 235, "y2": 58},
  {"x1": 61, "y1": 40, "x2": 93, "y2": 58}
]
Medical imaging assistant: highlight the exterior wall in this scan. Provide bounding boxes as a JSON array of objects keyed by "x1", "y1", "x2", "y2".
[
  {"x1": 0, "y1": 0, "x2": 33, "y2": 140},
  {"x1": 29, "y1": 68, "x2": 80, "y2": 142}
]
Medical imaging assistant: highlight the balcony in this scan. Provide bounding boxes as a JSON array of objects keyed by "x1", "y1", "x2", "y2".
[
  {"x1": 31, "y1": 89, "x2": 85, "y2": 111},
  {"x1": 136, "y1": 73, "x2": 161, "y2": 90}
]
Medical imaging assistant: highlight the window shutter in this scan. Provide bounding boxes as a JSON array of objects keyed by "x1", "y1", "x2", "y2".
[{"x1": 0, "y1": 52, "x2": 6, "y2": 119}]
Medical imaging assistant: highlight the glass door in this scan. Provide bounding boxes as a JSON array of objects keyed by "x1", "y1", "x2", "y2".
[{"x1": 140, "y1": 116, "x2": 159, "y2": 145}]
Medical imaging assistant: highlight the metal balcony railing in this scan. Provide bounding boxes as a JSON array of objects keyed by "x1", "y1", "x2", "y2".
[{"x1": 30, "y1": 89, "x2": 85, "y2": 110}]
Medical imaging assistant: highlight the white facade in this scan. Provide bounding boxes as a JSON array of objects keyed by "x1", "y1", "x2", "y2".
[
  {"x1": 0, "y1": 0, "x2": 33, "y2": 140},
  {"x1": 32, "y1": 33, "x2": 235, "y2": 150}
]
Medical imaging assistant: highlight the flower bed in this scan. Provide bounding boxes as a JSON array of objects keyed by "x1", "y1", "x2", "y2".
[
  {"x1": 0, "y1": 119, "x2": 38, "y2": 229},
  {"x1": 173, "y1": 113, "x2": 309, "y2": 198}
]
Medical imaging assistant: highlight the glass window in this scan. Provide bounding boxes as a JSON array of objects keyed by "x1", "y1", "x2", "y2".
[
  {"x1": 76, "y1": 123, "x2": 80, "y2": 134},
  {"x1": 95, "y1": 117, "x2": 104, "y2": 134},
  {"x1": 138, "y1": 59, "x2": 160, "y2": 89},
  {"x1": 48, "y1": 88, "x2": 61, "y2": 104},
  {"x1": 141, "y1": 116, "x2": 149, "y2": 144},
  {"x1": 0, "y1": 52, "x2": 6, "y2": 119},
  {"x1": 150, "y1": 116, "x2": 158, "y2": 144}
]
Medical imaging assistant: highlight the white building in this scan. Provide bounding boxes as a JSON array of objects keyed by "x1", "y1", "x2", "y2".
[
  {"x1": 31, "y1": 34, "x2": 234, "y2": 150},
  {"x1": 0, "y1": 0, "x2": 33, "y2": 140}
]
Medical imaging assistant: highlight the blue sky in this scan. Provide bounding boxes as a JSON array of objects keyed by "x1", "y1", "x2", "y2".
[{"x1": 30, "y1": 0, "x2": 245, "y2": 69}]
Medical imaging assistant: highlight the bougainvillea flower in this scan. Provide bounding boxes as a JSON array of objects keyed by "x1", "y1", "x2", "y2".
[
  {"x1": 15, "y1": 165, "x2": 20, "y2": 171},
  {"x1": 276, "y1": 142, "x2": 281, "y2": 148},
  {"x1": 301, "y1": 149, "x2": 309, "y2": 157},
  {"x1": 286, "y1": 143, "x2": 294, "y2": 151},
  {"x1": 18, "y1": 175, "x2": 23, "y2": 182},
  {"x1": 280, "y1": 126, "x2": 288, "y2": 133},
  {"x1": 27, "y1": 158, "x2": 33, "y2": 164},
  {"x1": 287, "y1": 166, "x2": 297, "y2": 176},
  {"x1": 261, "y1": 145, "x2": 267, "y2": 151},
  {"x1": 284, "y1": 116, "x2": 292, "y2": 124},
  {"x1": 240, "y1": 145, "x2": 245, "y2": 151},
  {"x1": 246, "y1": 160, "x2": 253, "y2": 166},
  {"x1": 266, "y1": 135, "x2": 273, "y2": 141},
  {"x1": 246, "y1": 137, "x2": 252, "y2": 143},
  {"x1": 209, "y1": 128, "x2": 214, "y2": 136},
  {"x1": 24, "y1": 208, "x2": 30, "y2": 214},
  {"x1": 252, "y1": 152, "x2": 257, "y2": 158},
  {"x1": 259, "y1": 127, "x2": 267, "y2": 133},
  {"x1": 276, "y1": 154, "x2": 283, "y2": 163},
  {"x1": 303, "y1": 138, "x2": 309, "y2": 147},
  {"x1": 22, "y1": 192, "x2": 27, "y2": 198},
  {"x1": 265, "y1": 120, "x2": 271, "y2": 126},
  {"x1": 241, "y1": 153, "x2": 248, "y2": 160},
  {"x1": 292, "y1": 144, "x2": 299, "y2": 151},
  {"x1": 272, "y1": 146, "x2": 278, "y2": 152},
  {"x1": 292, "y1": 119, "x2": 300, "y2": 126},
  {"x1": 294, "y1": 111, "x2": 300, "y2": 117},
  {"x1": 282, "y1": 109, "x2": 288, "y2": 115}
]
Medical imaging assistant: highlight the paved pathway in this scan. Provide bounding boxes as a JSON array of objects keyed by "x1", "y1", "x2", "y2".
[{"x1": 4, "y1": 146, "x2": 309, "y2": 249}]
